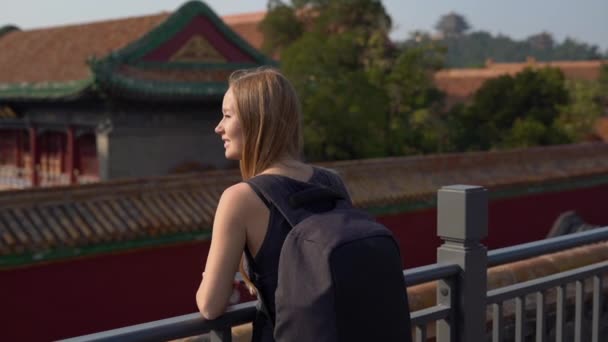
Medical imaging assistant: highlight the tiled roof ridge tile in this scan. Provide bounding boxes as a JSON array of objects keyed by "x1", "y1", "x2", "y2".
[
  {"x1": 0, "y1": 13, "x2": 170, "y2": 85},
  {"x1": 434, "y1": 58, "x2": 606, "y2": 105},
  {"x1": 0, "y1": 169, "x2": 241, "y2": 207},
  {"x1": 9, "y1": 12, "x2": 171, "y2": 34}
]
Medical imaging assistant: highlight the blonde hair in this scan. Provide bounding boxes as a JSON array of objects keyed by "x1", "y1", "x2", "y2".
[
  {"x1": 228, "y1": 67, "x2": 303, "y2": 180},
  {"x1": 228, "y1": 67, "x2": 303, "y2": 294}
]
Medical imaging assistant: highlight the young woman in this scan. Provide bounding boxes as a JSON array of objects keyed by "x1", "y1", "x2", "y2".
[{"x1": 196, "y1": 68, "x2": 350, "y2": 341}]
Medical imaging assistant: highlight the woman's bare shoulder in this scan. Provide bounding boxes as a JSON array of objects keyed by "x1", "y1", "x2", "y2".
[
  {"x1": 220, "y1": 182, "x2": 257, "y2": 203},
  {"x1": 218, "y1": 182, "x2": 265, "y2": 214}
]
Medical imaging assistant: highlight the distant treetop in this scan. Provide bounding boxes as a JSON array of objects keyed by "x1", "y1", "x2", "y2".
[{"x1": 434, "y1": 12, "x2": 470, "y2": 38}]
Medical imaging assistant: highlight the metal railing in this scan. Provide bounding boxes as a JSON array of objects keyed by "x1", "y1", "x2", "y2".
[{"x1": 61, "y1": 185, "x2": 608, "y2": 342}]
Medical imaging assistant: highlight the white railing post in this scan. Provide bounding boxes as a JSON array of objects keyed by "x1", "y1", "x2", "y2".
[{"x1": 436, "y1": 185, "x2": 488, "y2": 342}]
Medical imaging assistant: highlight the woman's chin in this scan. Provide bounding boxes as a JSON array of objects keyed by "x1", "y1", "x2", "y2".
[{"x1": 224, "y1": 151, "x2": 240, "y2": 160}]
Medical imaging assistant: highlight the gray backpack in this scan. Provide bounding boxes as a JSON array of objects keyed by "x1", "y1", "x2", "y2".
[{"x1": 247, "y1": 174, "x2": 412, "y2": 342}]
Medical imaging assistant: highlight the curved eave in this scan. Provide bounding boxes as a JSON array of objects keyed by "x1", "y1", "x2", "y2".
[
  {"x1": 105, "y1": 0, "x2": 276, "y2": 67},
  {"x1": 0, "y1": 79, "x2": 94, "y2": 101},
  {"x1": 94, "y1": 71, "x2": 228, "y2": 102}
]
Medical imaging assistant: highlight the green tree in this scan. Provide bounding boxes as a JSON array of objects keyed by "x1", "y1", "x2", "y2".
[
  {"x1": 381, "y1": 41, "x2": 445, "y2": 154},
  {"x1": 527, "y1": 32, "x2": 555, "y2": 51},
  {"x1": 555, "y1": 79, "x2": 603, "y2": 141},
  {"x1": 446, "y1": 67, "x2": 570, "y2": 150},
  {"x1": 410, "y1": 13, "x2": 606, "y2": 67},
  {"x1": 598, "y1": 63, "x2": 608, "y2": 112},
  {"x1": 282, "y1": 32, "x2": 388, "y2": 160},
  {"x1": 259, "y1": 1, "x2": 303, "y2": 56},
  {"x1": 435, "y1": 12, "x2": 470, "y2": 38},
  {"x1": 263, "y1": 0, "x2": 445, "y2": 161}
]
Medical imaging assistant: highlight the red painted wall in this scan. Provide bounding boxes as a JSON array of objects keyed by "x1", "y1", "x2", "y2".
[
  {"x1": 1, "y1": 183, "x2": 607, "y2": 341},
  {"x1": 382, "y1": 183, "x2": 608, "y2": 269},
  {"x1": 0, "y1": 241, "x2": 210, "y2": 341}
]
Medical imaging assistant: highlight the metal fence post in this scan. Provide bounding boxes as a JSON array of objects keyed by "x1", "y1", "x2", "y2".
[
  {"x1": 209, "y1": 328, "x2": 232, "y2": 342},
  {"x1": 436, "y1": 185, "x2": 488, "y2": 342}
]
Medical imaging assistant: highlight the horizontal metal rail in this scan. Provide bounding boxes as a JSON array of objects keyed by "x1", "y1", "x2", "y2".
[
  {"x1": 487, "y1": 259, "x2": 608, "y2": 304},
  {"x1": 410, "y1": 304, "x2": 452, "y2": 326},
  {"x1": 405, "y1": 265, "x2": 459, "y2": 341},
  {"x1": 488, "y1": 226, "x2": 608, "y2": 267},
  {"x1": 59, "y1": 301, "x2": 257, "y2": 342},
  {"x1": 61, "y1": 295, "x2": 454, "y2": 342},
  {"x1": 61, "y1": 265, "x2": 461, "y2": 342},
  {"x1": 403, "y1": 263, "x2": 460, "y2": 286},
  {"x1": 61, "y1": 226, "x2": 608, "y2": 342}
]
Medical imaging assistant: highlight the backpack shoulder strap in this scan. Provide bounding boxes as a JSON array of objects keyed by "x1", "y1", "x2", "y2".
[
  {"x1": 246, "y1": 174, "x2": 345, "y2": 227},
  {"x1": 313, "y1": 166, "x2": 352, "y2": 204}
]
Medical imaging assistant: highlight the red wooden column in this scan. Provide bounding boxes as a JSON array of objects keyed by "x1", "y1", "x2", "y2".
[
  {"x1": 66, "y1": 126, "x2": 76, "y2": 184},
  {"x1": 28, "y1": 126, "x2": 39, "y2": 187},
  {"x1": 15, "y1": 130, "x2": 22, "y2": 168}
]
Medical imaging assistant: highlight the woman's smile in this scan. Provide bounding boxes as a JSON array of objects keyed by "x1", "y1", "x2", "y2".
[{"x1": 215, "y1": 88, "x2": 243, "y2": 160}]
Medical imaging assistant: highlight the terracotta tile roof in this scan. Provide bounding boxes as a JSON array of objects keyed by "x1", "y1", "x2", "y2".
[
  {"x1": 0, "y1": 13, "x2": 171, "y2": 83},
  {"x1": 1, "y1": 142, "x2": 608, "y2": 258},
  {"x1": 222, "y1": 11, "x2": 266, "y2": 50},
  {"x1": 331, "y1": 142, "x2": 608, "y2": 208},
  {"x1": 4, "y1": 4, "x2": 603, "y2": 99},
  {"x1": 487, "y1": 59, "x2": 604, "y2": 80},
  {"x1": 435, "y1": 59, "x2": 607, "y2": 102},
  {"x1": 0, "y1": 9, "x2": 266, "y2": 85},
  {"x1": 0, "y1": 170, "x2": 240, "y2": 257}
]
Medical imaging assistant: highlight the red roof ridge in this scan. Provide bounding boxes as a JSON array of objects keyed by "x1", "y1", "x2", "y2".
[
  {"x1": 2, "y1": 142, "x2": 608, "y2": 208},
  {"x1": 437, "y1": 59, "x2": 607, "y2": 79}
]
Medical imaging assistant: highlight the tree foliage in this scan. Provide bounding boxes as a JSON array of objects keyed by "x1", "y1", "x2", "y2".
[
  {"x1": 555, "y1": 64, "x2": 607, "y2": 141},
  {"x1": 262, "y1": 0, "x2": 444, "y2": 161},
  {"x1": 555, "y1": 81, "x2": 601, "y2": 141},
  {"x1": 527, "y1": 32, "x2": 555, "y2": 50},
  {"x1": 259, "y1": 1, "x2": 303, "y2": 56},
  {"x1": 434, "y1": 12, "x2": 470, "y2": 38},
  {"x1": 599, "y1": 63, "x2": 608, "y2": 111},
  {"x1": 402, "y1": 12, "x2": 607, "y2": 68},
  {"x1": 445, "y1": 67, "x2": 571, "y2": 150},
  {"x1": 261, "y1": 4, "x2": 599, "y2": 160}
]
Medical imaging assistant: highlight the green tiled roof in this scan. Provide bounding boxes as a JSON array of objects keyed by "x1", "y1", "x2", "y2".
[
  {"x1": 0, "y1": 79, "x2": 93, "y2": 100},
  {"x1": 0, "y1": 1, "x2": 275, "y2": 101}
]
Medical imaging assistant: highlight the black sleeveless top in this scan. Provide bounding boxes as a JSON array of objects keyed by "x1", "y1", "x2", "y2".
[{"x1": 244, "y1": 167, "x2": 350, "y2": 342}]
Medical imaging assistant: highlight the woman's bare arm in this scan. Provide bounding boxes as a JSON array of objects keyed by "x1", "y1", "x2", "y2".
[{"x1": 196, "y1": 183, "x2": 251, "y2": 319}]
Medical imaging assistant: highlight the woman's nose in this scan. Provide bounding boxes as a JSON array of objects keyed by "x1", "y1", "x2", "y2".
[{"x1": 214, "y1": 123, "x2": 222, "y2": 134}]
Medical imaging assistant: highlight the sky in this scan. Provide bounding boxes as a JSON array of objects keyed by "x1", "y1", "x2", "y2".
[{"x1": 1, "y1": 0, "x2": 607, "y2": 52}]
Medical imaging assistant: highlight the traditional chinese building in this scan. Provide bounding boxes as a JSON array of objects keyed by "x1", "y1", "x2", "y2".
[{"x1": 0, "y1": 1, "x2": 274, "y2": 189}]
